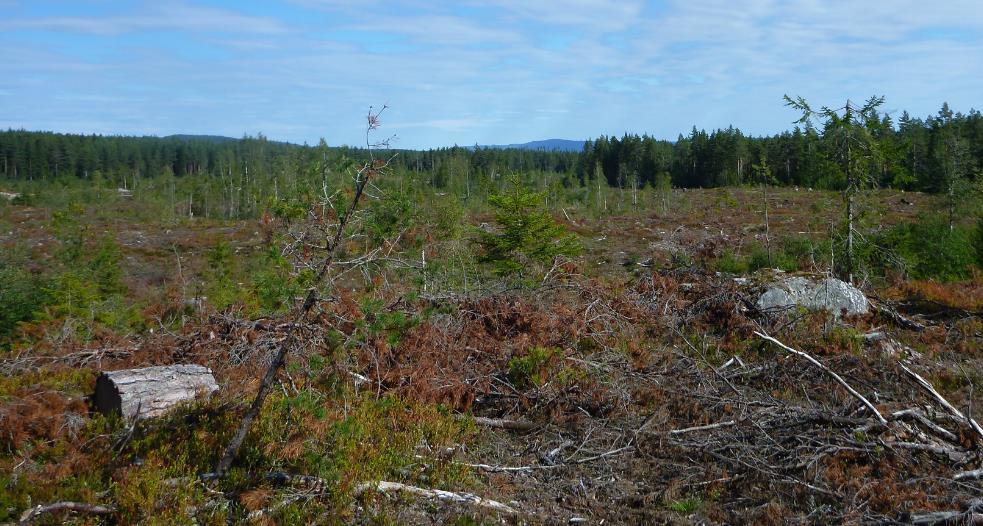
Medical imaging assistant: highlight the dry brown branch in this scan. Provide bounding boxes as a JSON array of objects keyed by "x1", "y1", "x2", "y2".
[
  {"x1": 755, "y1": 331, "x2": 888, "y2": 424},
  {"x1": 355, "y1": 481, "x2": 519, "y2": 514}
]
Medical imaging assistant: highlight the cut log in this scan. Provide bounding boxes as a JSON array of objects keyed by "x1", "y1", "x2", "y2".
[{"x1": 94, "y1": 365, "x2": 219, "y2": 421}]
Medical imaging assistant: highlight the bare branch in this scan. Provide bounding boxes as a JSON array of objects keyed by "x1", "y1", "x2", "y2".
[
  {"x1": 900, "y1": 362, "x2": 983, "y2": 441},
  {"x1": 355, "y1": 481, "x2": 519, "y2": 515},
  {"x1": 19, "y1": 502, "x2": 115, "y2": 524},
  {"x1": 754, "y1": 331, "x2": 887, "y2": 424}
]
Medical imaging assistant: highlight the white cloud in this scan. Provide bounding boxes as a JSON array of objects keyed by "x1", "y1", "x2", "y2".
[
  {"x1": 388, "y1": 117, "x2": 502, "y2": 132},
  {"x1": 1, "y1": 0, "x2": 981, "y2": 147},
  {"x1": 348, "y1": 14, "x2": 525, "y2": 46},
  {"x1": 472, "y1": 0, "x2": 645, "y2": 31},
  {"x1": 0, "y1": 4, "x2": 287, "y2": 35}
]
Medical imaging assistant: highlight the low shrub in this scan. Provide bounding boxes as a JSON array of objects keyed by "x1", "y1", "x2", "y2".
[
  {"x1": 0, "y1": 265, "x2": 47, "y2": 343},
  {"x1": 871, "y1": 217, "x2": 980, "y2": 281}
]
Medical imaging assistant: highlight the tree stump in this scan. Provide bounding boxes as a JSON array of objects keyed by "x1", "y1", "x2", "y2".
[{"x1": 94, "y1": 365, "x2": 219, "y2": 421}]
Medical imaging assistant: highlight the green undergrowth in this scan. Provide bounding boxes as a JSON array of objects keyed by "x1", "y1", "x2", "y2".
[
  {"x1": 710, "y1": 215, "x2": 982, "y2": 282},
  {"x1": 0, "y1": 203, "x2": 146, "y2": 347},
  {"x1": 1, "y1": 383, "x2": 476, "y2": 523},
  {"x1": 713, "y1": 236, "x2": 829, "y2": 275},
  {"x1": 868, "y1": 217, "x2": 981, "y2": 281}
]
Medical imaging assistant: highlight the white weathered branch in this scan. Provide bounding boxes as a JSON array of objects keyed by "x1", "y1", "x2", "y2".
[
  {"x1": 890, "y1": 408, "x2": 959, "y2": 443},
  {"x1": 755, "y1": 331, "x2": 887, "y2": 425},
  {"x1": 899, "y1": 362, "x2": 983, "y2": 441},
  {"x1": 19, "y1": 502, "x2": 115, "y2": 523},
  {"x1": 669, "y1": 420, "x2": 738, "y2": 436},
  {"x1": 954, "y1": 468, "x2": 983, "y2": 482},
  {"x1": 355, "y1": 481, "x2": 518, "y2": 515}
]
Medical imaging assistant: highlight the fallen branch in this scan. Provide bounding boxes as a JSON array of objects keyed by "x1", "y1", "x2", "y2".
[
  {"x1": 910, "y1": 511, "x2": 983, "y2": 525},
  {"x1": 882, "y1": 441, "x2": 969, "y2": 462},
  {"x1": 875, "y1": 303, "x2": 926, "y2": 332},
  {"x1": 754, "y1": 331, "x2": 887, "y2": 425},
  {"x1": 464, "y1": 462, "x2": 540, "y2": 473},
  {"x1": 900, "y1": 362, "x2": 983, "y2": 441},
  {"x1": 19, "y1": 502, "x2": 115, "y2": 524},
  {"x1": 668, "y1": 420, "x2": 737, "y2": 436},
  {"x1": 569, "y1": 445, "x2": 634, "y2": 464},
  {"x1": 891, "y1": 408, "x2": 960, "y2": 443},
  {"x1": 955, "y1": 469, "x2": 983, "y2": 482},
  {"x1": 911, "y1": 499, "x2": 983, "y2": 525},
  {"x1": 355, "y1": 481, "x2": 518, "y2": 515},
  {"x1": 717, "y1": 356, "x2": 745, "y2": 371}
]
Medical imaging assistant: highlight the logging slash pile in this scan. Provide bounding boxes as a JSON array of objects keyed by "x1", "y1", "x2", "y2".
[{"x1": 1, "y1": 265, "x2": 981, "y2": 524}]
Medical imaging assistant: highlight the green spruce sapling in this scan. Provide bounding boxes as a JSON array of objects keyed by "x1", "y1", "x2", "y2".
[{"x1": 477, "y1": 174, "x2": 580, "y2": 278}]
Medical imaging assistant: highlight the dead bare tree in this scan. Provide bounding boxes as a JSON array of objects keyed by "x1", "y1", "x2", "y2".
[{"x1": 215, "y1": 105, "x2": 395, "y2": 476}]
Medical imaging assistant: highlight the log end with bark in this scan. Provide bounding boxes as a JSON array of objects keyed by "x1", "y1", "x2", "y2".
[{"x1": 94, "y1": 364, "x2": 219, "y2": 421}]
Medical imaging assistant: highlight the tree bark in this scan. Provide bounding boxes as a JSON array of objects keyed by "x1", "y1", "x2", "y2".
[{"x1": 94, "y1": 365, "x2": 218, "y2": 421}]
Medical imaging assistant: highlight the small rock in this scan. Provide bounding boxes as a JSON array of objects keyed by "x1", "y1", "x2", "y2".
[{"x1": 864, "y1": 331, "x2": 886, "y2": 342}]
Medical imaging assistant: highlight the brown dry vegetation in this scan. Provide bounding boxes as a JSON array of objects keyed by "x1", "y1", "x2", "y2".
[{"x1": 1, "y1": 187, "x2": 981, "y2": 525}]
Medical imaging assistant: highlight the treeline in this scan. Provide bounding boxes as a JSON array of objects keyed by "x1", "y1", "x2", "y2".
[
  {"x1": 2, "y1": 102, "x2": 981, "y2": 195},
  {"x1": 0, "y1": 131, "x2": 577, "y2": 185},
  {"x1": 577, "y1": 103, "x2": 983, "y2": 192}
]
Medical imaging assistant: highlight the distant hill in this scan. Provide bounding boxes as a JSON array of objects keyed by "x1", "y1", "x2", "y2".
[
  {"x1": 484, "y1": 139, "x2": 585, "y2": 152},
  {"x1": 164, "y1": 134, "x2": 239, "y2": 143},
  {"x1": 164, "y1": 134, "x2": 303, "y2": 147}
]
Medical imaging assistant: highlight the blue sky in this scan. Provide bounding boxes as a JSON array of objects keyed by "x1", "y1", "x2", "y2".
[{"x1": 1, "y1": 0, "x2": 981, "y2": 149}]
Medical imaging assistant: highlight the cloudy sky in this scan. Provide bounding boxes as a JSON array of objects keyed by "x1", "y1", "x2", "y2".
[{"x1": 1, "y1": 1, "x2": 981, "y2": 148}]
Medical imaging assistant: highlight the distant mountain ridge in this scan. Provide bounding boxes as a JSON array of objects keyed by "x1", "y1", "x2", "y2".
[
  {"x1": 161, "y1": 135, "x2": 586, "y2": 152},
  {"x1": 164, "y1": 134, "x2": 239, "y2": 143},
  {"x1": 483, "y1": 139, "x2": 585, "y2": 152}
]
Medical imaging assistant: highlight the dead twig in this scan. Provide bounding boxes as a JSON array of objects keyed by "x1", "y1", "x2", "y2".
[{"x1": 214, "y1": 106, "x2": 391, "y2": 477}]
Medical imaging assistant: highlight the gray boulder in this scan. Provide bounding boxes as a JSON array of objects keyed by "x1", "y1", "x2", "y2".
[{"x1": 756, "y1": 276, "x2": 869, "y2": 317}]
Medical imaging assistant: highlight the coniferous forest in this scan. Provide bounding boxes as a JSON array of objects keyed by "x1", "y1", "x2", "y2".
[{"x1": 3, "y1": 103, "x2": 981, "y2": 195}]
